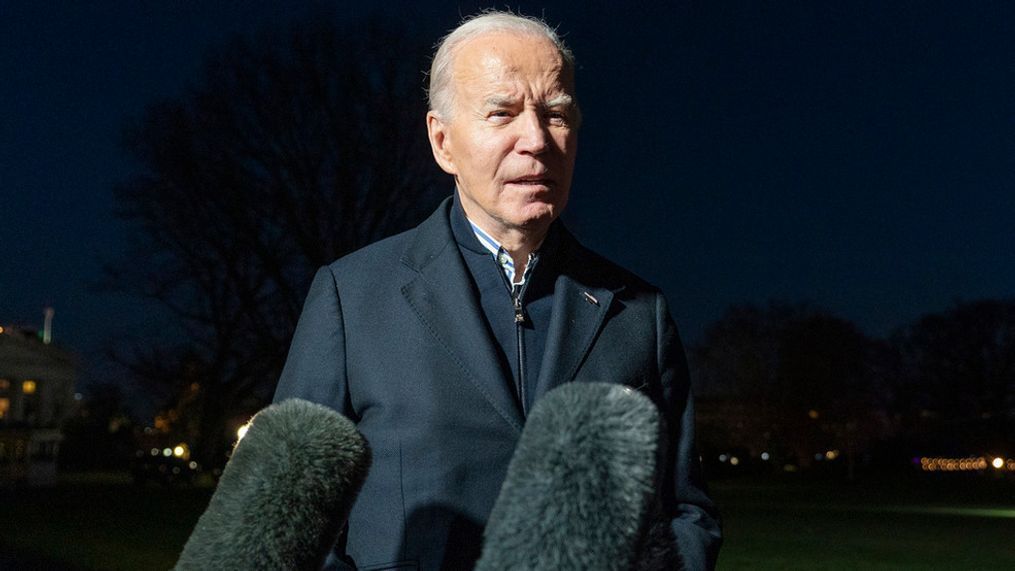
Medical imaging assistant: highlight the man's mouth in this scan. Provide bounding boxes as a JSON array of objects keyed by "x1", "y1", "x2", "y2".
[{"x1": 507, "y1": 175, "x2": 554, "y2": 187}]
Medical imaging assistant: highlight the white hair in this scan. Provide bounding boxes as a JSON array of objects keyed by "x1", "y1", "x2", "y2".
[{"x1": 427, "y1": 10, "x2": 577, "y2": 121}]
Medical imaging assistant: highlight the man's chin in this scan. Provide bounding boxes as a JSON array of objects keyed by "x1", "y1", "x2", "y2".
[{"x1": 509, "y1": 207, "x2": 560, "y2": 232}]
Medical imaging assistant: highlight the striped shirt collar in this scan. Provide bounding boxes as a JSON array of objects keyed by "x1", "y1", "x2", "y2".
[{"x1": 467, "y1": 219, "x2": 537, "y2": 286}]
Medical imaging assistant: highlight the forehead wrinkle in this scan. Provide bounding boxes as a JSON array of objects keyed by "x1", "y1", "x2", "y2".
[
  {"x1": 465, "y1": 35, "x2": 566, "y2": 83},
  {"x1": 451, "y1": 32, "x2": 575, "y2": 115}
]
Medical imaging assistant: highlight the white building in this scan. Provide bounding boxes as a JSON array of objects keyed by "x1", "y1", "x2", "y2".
[{"x1": 0, "y1": 325, "x2": 77, "y2": 486}]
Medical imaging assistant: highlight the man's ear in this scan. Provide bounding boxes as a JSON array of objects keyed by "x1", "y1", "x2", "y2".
[{"x1": 426, "y1": 111, "x2": 457, "y2": 176}]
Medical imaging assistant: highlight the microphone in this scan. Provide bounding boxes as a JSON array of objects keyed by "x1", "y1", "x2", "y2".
[
  {"x1": 476, "y1": 382, "x2": 671, "y2": 571},
  {"x1": 174, "y1": 398, "x2": 371, "y2": 570}
]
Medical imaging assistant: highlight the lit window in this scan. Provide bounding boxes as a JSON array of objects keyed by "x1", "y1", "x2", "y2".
[
  {"x1": 0, "y1": 398, "x2": 9, "y2": 418},
  {"x1": 22, "y1": 380, "x2": 37, "y2": 394}
]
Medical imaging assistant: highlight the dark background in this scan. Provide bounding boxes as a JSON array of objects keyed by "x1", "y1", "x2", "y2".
[
  {"x1": 2, "y1": 3, "x2": 1014, "y2": 569},
  {"x1": 2, "y1": 0, "x2": 1013, "y2": 402}
]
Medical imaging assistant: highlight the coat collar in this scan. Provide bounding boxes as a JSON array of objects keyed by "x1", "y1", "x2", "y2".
[{"x1": 399, "y1": 196, "x2": 625, "y2": 430}]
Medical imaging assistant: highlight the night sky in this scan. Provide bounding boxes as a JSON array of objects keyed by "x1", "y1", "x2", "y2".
[{"x1": 2, "y1": 1, "x2": 1013, "y2": 398}]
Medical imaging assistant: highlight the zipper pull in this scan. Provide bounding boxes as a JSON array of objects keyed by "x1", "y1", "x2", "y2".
[{"x1": 514, "y1": 295, "x2": 525, "y2": 323}]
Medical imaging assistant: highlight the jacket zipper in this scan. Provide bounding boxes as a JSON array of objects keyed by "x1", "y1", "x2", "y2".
[{"x1": 512, "y1": 283, "x2": 527, "y2": 416}]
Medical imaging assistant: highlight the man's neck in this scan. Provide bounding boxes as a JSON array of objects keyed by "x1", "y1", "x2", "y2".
[
  {"x1": 459, "y1": 205, "x2": 548, "y2": 277},
  {"x1": 492, "y1": 228, "x2": 544, "y2": 278}
]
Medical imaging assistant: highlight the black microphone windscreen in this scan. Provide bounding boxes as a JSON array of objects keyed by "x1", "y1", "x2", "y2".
[
  {"x1": 476, "y1": 382, "x2": 661, "y2": 571},
  {"x1": 175, "y1": 398, "x2": 370, "y2": 570}
]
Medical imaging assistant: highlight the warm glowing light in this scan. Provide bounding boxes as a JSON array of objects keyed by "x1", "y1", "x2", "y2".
[
  {"x1": 825, "y1": 450, "x2": 839, "y2": 461},
  {"x1": 730, "y1": 456, "x2": 740, "y2": 466},
  {"x1": 0, "y1": 379, "x2": 8, "y2": 390},
  {"x1": 170, "y1": 443, "x2": 190, "y2": 460},
  {"x1": 919, "y1": 456, "x2": 995, "y2": 472},
  {"x1": 162, "y1": 448, "x2": 172, "y2": 457},
  {"x1": 237, "y1": 422, "x2": 252, "y2": 442},
  {"x1": 189, "y1": 461, "x2": 198, "y2": 470},
  {"x1": 808, "y1": 409, "x2": 819, "y2": 419},
  {"x1": 993, "y1": 457, "x2": 1005, "y2": 469},
  {"x1": 0, "y1": 326, "x2": 5, "y2": 334},
  {"x1": 21, "y1": 380, "x2": 37, "y2": 395},
  {"x1": 0, "y1": 398, "x2": 9, "y2": 419}
]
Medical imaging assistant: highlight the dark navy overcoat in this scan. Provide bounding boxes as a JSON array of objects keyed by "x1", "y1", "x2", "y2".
[{"x1": 273, "y1": 196, "x2": 721, "y2": 570}]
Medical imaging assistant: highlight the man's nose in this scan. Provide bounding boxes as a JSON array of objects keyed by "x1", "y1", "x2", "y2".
[{"x1": 515, "y1": 110, "x2": 549, "y2": 154}]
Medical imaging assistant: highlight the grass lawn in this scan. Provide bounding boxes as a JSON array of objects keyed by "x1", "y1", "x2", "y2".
[
  {"x1": 1, "y1": 471, "x2": 1013, "y2": 569},
  {"x1": 713, "y1": 475, "x2": 1015, "y2": 570},
  {"x1": 0, "y1": 473, "x2": 212, "y2": 570}
]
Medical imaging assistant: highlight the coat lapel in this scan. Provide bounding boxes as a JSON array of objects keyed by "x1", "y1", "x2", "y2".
[
  {"x1": 400, "y1": 198, "x2": 524, "y2": 432},
  {"x1": 533, "y1": 233, "x2": 620, "y2": 400}
]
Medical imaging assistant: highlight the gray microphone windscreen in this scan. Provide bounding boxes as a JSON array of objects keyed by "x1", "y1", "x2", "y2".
[
  {"x1": 476, "y1": 382, "x2": 661, "y2": 571},
  {"x1": 175, "y1": 398, "x2": 370, "y2": 570}
]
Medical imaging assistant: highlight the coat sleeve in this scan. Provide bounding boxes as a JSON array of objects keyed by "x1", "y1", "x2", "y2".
[
  {"x1": 656, "y1": 291, "x2": 723, "y2": 570},
  {"x1": 273, "y1": 266, "x2": 353, "y2": 419},
  {"x1": 273, "y1": 267, "x2": 358, "y2": 571}
]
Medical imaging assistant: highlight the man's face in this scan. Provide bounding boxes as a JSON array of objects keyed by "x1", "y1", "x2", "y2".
[{"x1": 427, "y1": 33, "x2": 578, "y2": 238}]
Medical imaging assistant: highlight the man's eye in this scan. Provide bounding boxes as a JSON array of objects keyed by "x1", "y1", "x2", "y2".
[
  {"x1": 489, "y1": 110, "x2": 512, "y2": 118},
  {"x1": 547, "y1": 111, "x2": 569, "y2": 125}
]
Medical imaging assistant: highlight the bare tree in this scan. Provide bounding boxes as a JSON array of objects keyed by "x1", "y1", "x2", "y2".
[
  {"x1": 893, "y1": 299, "x2": 1015, "y2": 452},
  {"x1": 691, "y1": 302, "x2": 889, "y2": 476},
  {"x1": 106, "y1": 17, "x2": 444, "y2": 464}
]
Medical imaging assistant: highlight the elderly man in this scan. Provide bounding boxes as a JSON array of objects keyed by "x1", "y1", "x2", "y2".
[{"x1": 274, "y1": 11, "x2": 721, "y2": 570}]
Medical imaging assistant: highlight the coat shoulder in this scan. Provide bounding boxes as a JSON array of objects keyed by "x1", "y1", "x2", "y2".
[
  {"x1": 563, "y1": 234, "x2": 661, "y2": 301},
  {"x1": 324, "y1": 196, "x2": 453, "y2": 285},
  {"x1": 325, "y1": 228, "x2": 416, "y2": 280}
]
